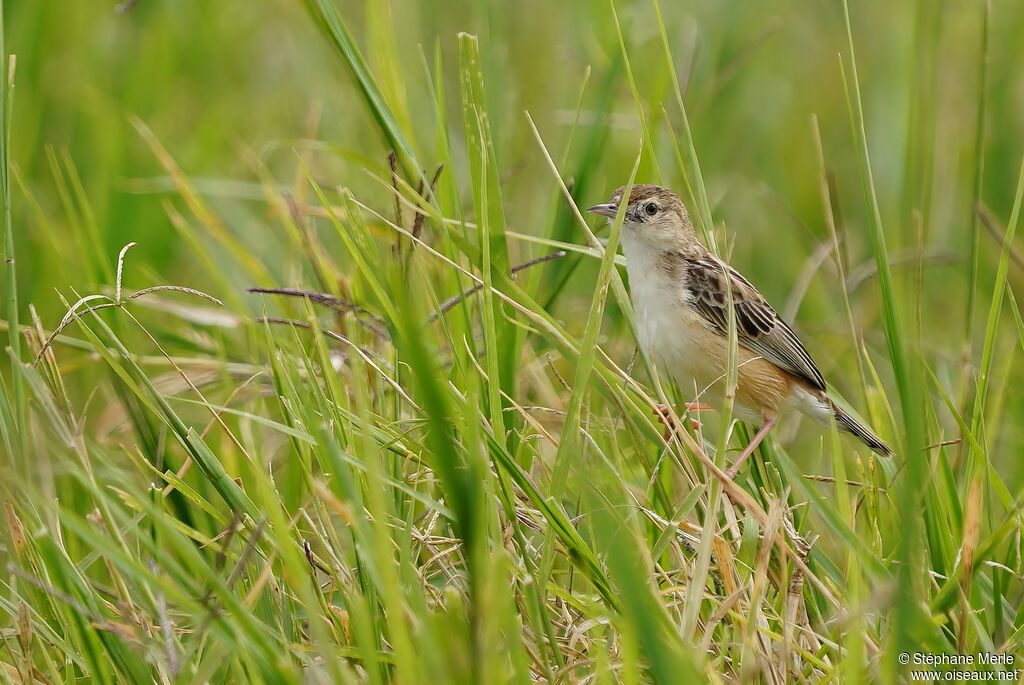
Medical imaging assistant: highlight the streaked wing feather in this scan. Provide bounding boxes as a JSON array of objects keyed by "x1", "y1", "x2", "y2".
[{"x1": 684, "y1": 256, "x2": 827, "y2": 391}]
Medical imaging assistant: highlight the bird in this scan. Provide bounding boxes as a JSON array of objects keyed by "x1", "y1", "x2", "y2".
[{"x1": 587, "y1": 183, "x2": 892, "y2": 477}]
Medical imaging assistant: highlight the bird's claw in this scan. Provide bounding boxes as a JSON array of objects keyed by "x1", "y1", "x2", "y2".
[{"x1": 655, "y1": 403, "x2": 707, "y2": 439}]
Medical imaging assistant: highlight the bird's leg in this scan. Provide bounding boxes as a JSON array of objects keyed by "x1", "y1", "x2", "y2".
[
  {"x1": 655, "y1": 403, "x2": 711, "y2": 439},
  {"x1": 726, "y1": 413, "x2": 778, "y2": 478}
]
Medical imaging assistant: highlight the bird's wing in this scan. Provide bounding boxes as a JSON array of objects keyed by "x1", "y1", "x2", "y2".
[{"x1": 684, "y1": 255, "x2": 827, "y2": 391}]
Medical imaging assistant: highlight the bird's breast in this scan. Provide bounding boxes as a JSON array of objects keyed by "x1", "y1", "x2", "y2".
[{"x1": 625, "y1": 249, "x2": 711, "y2": 390}]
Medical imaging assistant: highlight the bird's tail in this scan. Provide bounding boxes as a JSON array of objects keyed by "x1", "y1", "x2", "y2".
[{"x1": 831, "y1": 402, "x2": 892, "y2": 456}]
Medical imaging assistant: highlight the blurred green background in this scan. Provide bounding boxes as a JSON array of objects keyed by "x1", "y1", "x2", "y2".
[
  {"x1": 5, "y1": 0, "x2": 1024, "y2": 680},
  {"x1": 9, "y1": 0, "x2": 1024, "y2": 461},
  {"x1": 7, "y1": 1, "x2": 1021, "y2": 311}
]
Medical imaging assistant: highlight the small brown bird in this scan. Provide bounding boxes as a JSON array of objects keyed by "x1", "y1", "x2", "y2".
[{"x1": 588, "y1": 184, "x2": 891, "y2": 476}]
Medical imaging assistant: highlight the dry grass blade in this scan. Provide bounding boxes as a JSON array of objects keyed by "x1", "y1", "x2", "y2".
[
  {"x1": 34, "y1": 244, "x2": 223, "y2": 363},
  {"x1": 977, "y1": 202, "x2": 1024, "y2": 273}
]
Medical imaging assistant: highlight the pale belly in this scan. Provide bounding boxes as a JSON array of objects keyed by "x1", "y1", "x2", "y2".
[
  {"x1": 637, "y1": 299, "x2": 733, "y2": 403},
  {"x1": 629, "y1": 264, "x2": 776, "y2": 424}
]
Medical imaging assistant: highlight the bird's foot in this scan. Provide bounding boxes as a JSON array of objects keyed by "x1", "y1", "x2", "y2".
[
  {"x1": 724, "y1": 414, "x2": 778, "y2": 479},
  {"x1": 655, "y1": 403, "x2": 710, "y2": 439}
]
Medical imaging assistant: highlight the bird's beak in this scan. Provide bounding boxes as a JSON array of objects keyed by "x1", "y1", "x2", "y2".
[{"x1": 586, "y1": 203, "x2": 618, "y2": 218}]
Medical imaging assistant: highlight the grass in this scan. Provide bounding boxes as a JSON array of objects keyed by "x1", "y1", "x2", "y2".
[{"x1": 3, "y1": 0, "x2": 1024, "y2": 682}]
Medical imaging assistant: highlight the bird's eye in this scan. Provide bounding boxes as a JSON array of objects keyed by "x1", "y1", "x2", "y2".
[{"x1": 645, "y1": 202, "x2": 658, "y2": 216}]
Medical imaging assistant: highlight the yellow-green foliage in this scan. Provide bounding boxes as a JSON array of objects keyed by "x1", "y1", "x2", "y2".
[{"x1": 2, "y1": 0, "x2": 1023, "y2": 682}]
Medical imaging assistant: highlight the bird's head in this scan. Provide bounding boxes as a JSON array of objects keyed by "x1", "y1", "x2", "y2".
[{"x1": 587, "y1": 184, "x2": 692, "y2": 248}]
